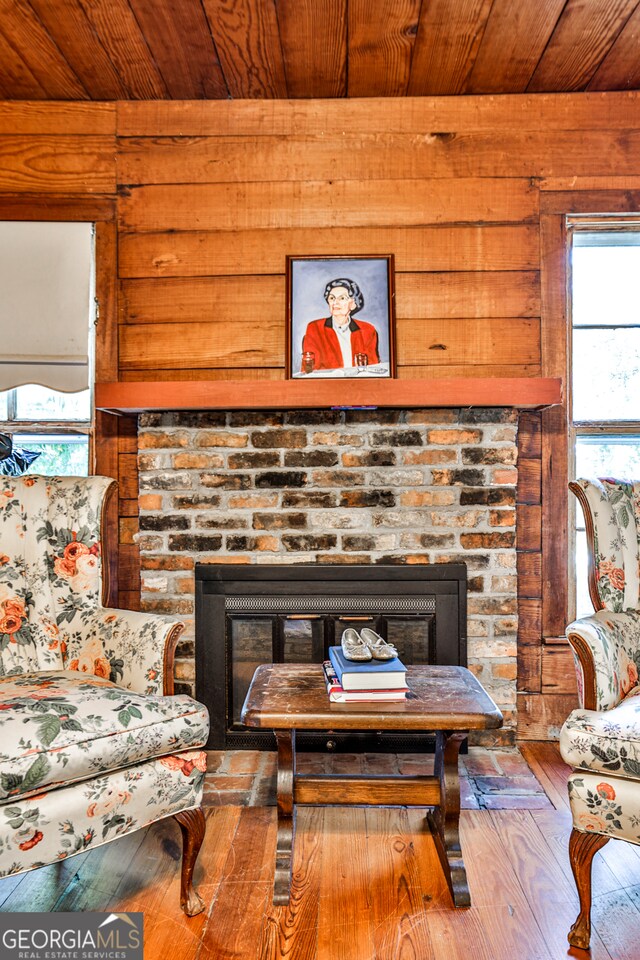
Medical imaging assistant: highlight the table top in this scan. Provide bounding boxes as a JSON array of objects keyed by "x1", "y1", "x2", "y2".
[{"x1": 241, "y1": 664, "x2": 503, "y2": 732}]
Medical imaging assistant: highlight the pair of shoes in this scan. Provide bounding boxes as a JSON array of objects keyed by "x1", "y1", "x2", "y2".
[{"x1": 341, "y1": 627, "x2": 398, "y2": 662}]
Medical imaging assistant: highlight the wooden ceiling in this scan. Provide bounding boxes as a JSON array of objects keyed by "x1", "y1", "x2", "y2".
[{"x1": 1, "y1": 0, "x2": 640, "y2": 101}]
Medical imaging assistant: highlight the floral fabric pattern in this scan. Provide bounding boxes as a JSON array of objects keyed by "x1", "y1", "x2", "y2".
[
  {"x1": 566, "y1": 609, "x2": 640, "y2": 711},
  {"x1": 560, "y1": 686, "x2": 640, "y2": 780},
  {"x1": 0, "y1": 671, "x2": 209, "y2": 802},
  {"x1": 0, "y1": 751, "x2": 206, "y2": 877},
  {"x1": 0, "y1": 475, "x2": 210, "y2": 889},
  {"x1": 574, "y1": 478, "x2": 640, "y2": 613},
  {"x1": 0, "y1": 476, "x2": 181, "y2": 695},
  {"x1": 567, "y1": 771, "x2": 640, "y2": 846}
]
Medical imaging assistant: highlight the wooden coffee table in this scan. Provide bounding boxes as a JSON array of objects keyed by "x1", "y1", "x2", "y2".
[{"x1": 241, "y1": 663, "x2": 503, "y2": 907}]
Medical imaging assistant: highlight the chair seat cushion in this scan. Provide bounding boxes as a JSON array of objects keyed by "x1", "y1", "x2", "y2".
[
  {"x1": 0, "y1": 671, "x2": 209, "y2": 802},
  {"x1": 560, "y1": 686, "x2": 640, "y2": 780}
]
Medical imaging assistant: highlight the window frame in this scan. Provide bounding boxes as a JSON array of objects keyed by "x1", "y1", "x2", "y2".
[{"x1": 567, "y1": 218, "x2": 640, "y2": 620}]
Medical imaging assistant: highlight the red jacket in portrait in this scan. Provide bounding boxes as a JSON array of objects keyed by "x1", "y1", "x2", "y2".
[{"x1": 301, "y1": 318, "x2": 380, "y2": 370}]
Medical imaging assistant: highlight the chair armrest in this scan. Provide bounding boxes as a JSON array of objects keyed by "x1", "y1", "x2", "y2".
[
  {"x1": 566, "y1": 609, "x2": 640, "y2": 711},
  {"x1": 69, "y1": 607, "x2": 184, "y2": 696}
]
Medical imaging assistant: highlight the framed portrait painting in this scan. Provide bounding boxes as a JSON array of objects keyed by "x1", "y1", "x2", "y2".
[{"x1": 286, "y1": 255, "x2": 396, "y2": 379}]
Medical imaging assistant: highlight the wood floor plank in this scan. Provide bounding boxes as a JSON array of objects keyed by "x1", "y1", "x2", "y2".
[
  {"x1": 204, "y1": 879, "x2": 272, "y2": 960},
  {"x1": 533, "y1": 806, "x2": 629, "y2": 899},
  {"x1": 519, "y1": 740, "x2": 572, "y2": 811},
  {"x1": 0, "y1": 870, "x2": 31, "y2": 907},
  {"x1": 0, "y1": 852, "x2": 92, "y2": 912},
  {"x1": 403, "y1": 807, "x2": 452, "y2": 910},
  {"x1": 423, "y1": 810, "x2": 554, "y2": 960},
  {"x1": 492, "y1": 808, "x2": 612, "y2": 960},
  {"x1": 317, "y1": 807, "x2": 376, "y2": 960},
  {"x1": 3, "y1": 740, "x2": 640, "y2": 960},
  {"x1": 0, "y1": 831, "x2": 142, "y2": 913},
  {"x1": 590, "y1": 888, "x2": 640, "y2": 960},
  {"x1": 364, "y1": 807, "x2": 436, "y2": 960},
  {"x1": 201, "y1": 806, "x2": 276, "y2": 960},
  {"x1": 259, "y1": 805, "x2": 322, "y2": 960},
  {"x1": 77, "y1": 809, "x2": 240, "y2": 959}
]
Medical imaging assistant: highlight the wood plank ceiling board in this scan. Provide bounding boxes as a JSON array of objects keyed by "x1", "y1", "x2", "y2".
[
  {"x1": 0, "y1": 29, "x2": 47, "y2": 99},
  {"x1": 26, "y1": 0, "x2": 129, "y2": 100},
  {"x1": 277, "y1": 0, "x2": 346, "y2": 98},
  {"x1": 201, "y1": 0, "x2": 287, "y2": 98},
  {"x1": 465, "y1": 0, "x2": 567, "y2": 94},
  {"x1": 589, "y1": 3, "x2": 640, "y2": 89},
  {"x1": 127, "y1": 0, "x2": 228, "y2": 99},
  {"x1": 0, "y1": 0, "x2": 87, "y2": 99},
  {"x1": 407, "y1": 0, "x2": 494, "y2": 95},
  {"x1": 528, "y1": 0, "x2": 640, "y2": 93},
  {"x1": 75, "y1": 0, "x2": 168, "y2": 99},
  {"x1": 347, "y1": 0, "x2": 421, "y2": 97}
]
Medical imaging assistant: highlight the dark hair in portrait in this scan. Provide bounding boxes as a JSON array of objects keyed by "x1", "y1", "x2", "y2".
[{"x1": 323, "y1": 278, "x2": 364, "y2": 314}]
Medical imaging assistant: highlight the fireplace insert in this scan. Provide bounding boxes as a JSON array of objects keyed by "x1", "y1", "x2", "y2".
[{"x1": 195, "y1": 563, "x2": 466, "y2": 750}]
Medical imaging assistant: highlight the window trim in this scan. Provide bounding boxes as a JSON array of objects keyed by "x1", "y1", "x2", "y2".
[{"x1": 567, "y1": 217, "x2": 640, "y2": 620}]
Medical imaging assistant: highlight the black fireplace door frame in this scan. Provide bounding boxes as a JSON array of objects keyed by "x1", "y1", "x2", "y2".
[{"x1": 195, "y1": 562, "x2": 467, "y2": 751}]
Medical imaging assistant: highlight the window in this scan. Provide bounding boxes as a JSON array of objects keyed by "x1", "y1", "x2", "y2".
[
  {"x1": 0, "y1": 385, "x2": 91, "y2": 476},
  {"x1": 0, "y1": 220, "x2": 95, "y2": 479},
  {"x1": 570, "y1": 227, "x2": 640, "y2": 617}
]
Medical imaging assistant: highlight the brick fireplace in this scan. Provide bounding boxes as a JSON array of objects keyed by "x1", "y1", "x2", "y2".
[{"x1": 136, "y1": 407, "x2": 518, "y2": 744}]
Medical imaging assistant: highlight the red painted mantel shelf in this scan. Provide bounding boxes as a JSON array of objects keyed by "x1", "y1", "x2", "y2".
[{"x1": 95, "y1": 378, "x2": 562, "y2": 412}]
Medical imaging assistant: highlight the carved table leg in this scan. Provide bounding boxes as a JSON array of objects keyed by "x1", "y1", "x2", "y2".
[
  {"x1": 274, "y1": 729, "x2": 296, "y2": 905},
  {"x1": 174, "y1": 806, "x2": 206, "y2": 916},
  {"x1": 568, "y1": 827, "x2": 609, "y2": 949},
  {"x1": 426, "y1": 730, "x2": 470, "y2": 907}
]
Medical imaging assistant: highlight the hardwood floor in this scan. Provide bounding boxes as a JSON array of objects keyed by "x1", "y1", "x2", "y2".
[{"x1": 2, "y1": 743, "x2": 640, "y2": 959}]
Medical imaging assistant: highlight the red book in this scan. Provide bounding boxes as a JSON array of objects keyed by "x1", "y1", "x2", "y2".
[{"x1": 322, "y1": 661, "x2": 407, "y2": 702}]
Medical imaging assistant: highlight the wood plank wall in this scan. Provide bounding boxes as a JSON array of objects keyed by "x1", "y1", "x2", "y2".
[{"x1": 3, "y1": 92, "x2": 640, "y2": 734}]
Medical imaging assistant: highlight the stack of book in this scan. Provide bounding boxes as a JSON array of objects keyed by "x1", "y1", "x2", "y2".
[{"x1": 323, "y1": 645, "x2": 408, "y2": 702}]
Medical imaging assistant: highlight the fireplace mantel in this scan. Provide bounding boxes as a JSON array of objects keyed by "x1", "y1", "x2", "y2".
[{"x1": 96, "y1": 377, "x2": 562, "y2": 413}]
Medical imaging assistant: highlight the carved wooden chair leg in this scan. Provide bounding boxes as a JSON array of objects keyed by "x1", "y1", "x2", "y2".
[
  {"x1": 174, "y1": 806, "x2": 207, "y2": 916},
  {"x1": 568, "y1": 827, "x2": 609, "y2": 949}
]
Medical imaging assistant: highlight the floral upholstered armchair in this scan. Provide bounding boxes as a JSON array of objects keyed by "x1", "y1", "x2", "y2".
[
  {"x1": 0, "y1": 475, "x2": 209, "y2": 915},
  {"x1": 560, "y1": 478, "x2": 640, "y2": 948}
]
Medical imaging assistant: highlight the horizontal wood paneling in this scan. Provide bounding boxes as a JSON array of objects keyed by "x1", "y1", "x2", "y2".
[
  {"x1": 5, "y1": 92, "x2": 640, "y2": 738},
  {"x1": 120, "y1": 273, "x2": 539, "y2": 325},
  {"x1": 118, "y1": 178, "x2": 538, "y2": 232},
  {"x1": 399, "y1": 319, "x2": 540, "y2": 365},
  {"x1": 116, "y1": 91, "x2": 640, "y2": 136},
  {"x1": 119, "y1": 363, "x2": 543, "y2": 381},
  {"x1": 118, "y1": 224, "x2": 539, "y2": 278},
  {"x1": 120, "y1": 319, "x2": 282, "y2": 369},
  {"x1": 119, "y1": 128, "x2": 640, "y2": 183},
  {"x1": 517, "y1": 693, "x2": 579, "y2": 739},
  {"x1": 0, "y1": 102, "x2": 116, "y2": 135},
  {"x1": 541, "y1": 645, "x2": 578, "y2": 695},
  {"x1": 0, "y1": 136, "x2": 116, "y2": 192},
  {"x1": 397, "y1": 272, "x2": 539, "y2": 318},
  {"x1": 119, "y1": 317, "x2": 540, "y2": 370}
]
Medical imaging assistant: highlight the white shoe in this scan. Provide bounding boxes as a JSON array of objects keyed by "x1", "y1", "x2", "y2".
[
  {"x1": 360, "y1": 628, "x2": 397, "y2": 660},
  {"x1": 341, "y1": 628, "x2": 372, "y2": 661}
]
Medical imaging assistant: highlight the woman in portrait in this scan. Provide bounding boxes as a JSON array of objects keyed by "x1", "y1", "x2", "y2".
[{"x1": 301, "y1": 278, "x2": 380, "y2": 372}]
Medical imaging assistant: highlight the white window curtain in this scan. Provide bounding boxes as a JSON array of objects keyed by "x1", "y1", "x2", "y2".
[{"x1": 0, "y1": 221, "x2": 94, "y2": 393}]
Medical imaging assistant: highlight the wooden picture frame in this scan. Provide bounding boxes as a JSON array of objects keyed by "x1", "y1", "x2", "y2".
[{"x1": 286, "y1": 255, "x2": 396, "y2": 379}]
